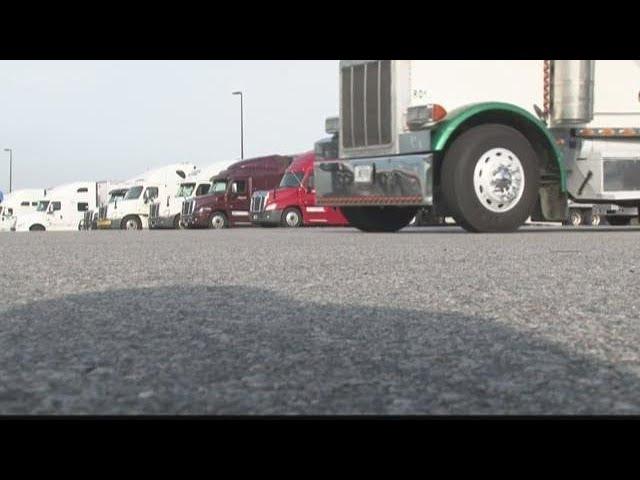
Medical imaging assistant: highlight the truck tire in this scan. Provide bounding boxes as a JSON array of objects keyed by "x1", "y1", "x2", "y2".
[
  {"x1": 210, "y1": 212, "x2": 228, "y2": 229},
  {"x1": 563, "y1": 209, "x2": 583, "y2": 227},
  {"x1": 441, "y1": 124, "x2": 539, "y2": 233},
  {"x1": 29, "y1": 224, "x2": 46, "y2": 231},
  {"x1": 607, "y1": 216, "x2": 632, "y2": 226},
  {"x1": 281, "y1": 207, "x2": 303, "y2": 227},
  {"x1": 173, "y1": 215, "x2": 181, "y2": 230},
  {"x1": 584, "y1": 211, "x2": 601, "y2": 227},
  {"x1": 121, "y1": 215, "x2": 142, "y2": 230},
  {"x1": 340, "y1": 207, "x2": 418, "y2": 233}
]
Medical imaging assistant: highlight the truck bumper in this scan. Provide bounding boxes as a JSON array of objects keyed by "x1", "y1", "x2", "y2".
[
  {"x1": 181, "y1": 213, "x2": 209, "y2": 229},
  {"x1": 96, "y1": 219, "x2": 114, "y2": 230},
  {"x1": 314, "y1": 153, "x2": 434, "y2": 207},
  {"x1": 149, "y1": 215, "x2": 175, "y2": 229},
  {"x1": 251, "y1": 210, "x2": 282, "y2": 226}
]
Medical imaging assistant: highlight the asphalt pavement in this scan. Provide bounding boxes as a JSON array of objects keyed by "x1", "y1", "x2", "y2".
[{"x1": 2, "y1": 225, "x2": 640, "y2": 414}]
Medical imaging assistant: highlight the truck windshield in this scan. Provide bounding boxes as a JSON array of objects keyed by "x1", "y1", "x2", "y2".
[
  {"x1": 176, "y1": 183, "x2": 196, "y2": 197},
  {"x1": 124, "y1": 186, "x2": 144, "y2": 200},
  {"x1": 210, "y1": 181, "x2": 227, "y2": 194},
  {"x1": 109, "y1": 190, "x2": 127, "y2": 203},
  {"x1": 36, "y1": 200, "x2": 50, "y2": 212},
  {"x1": 279, "y1": 172, "x2": 304, "y2": 188}
]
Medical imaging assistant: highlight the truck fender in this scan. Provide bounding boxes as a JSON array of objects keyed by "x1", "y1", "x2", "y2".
[{"x1": 430, "y1": 102, "x2": 567, "y2": 221}]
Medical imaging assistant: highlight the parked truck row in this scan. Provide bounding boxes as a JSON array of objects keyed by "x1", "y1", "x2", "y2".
[{"x1": 0, "y1": 134, "x2": 354, "y2": 232}]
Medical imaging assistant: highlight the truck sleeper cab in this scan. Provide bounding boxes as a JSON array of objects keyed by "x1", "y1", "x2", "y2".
[
  {"x1": 182, "y1": 155, "x2": 293, "y2": 229},
  {"x1": 315, "y1": 60, "x2": 640, "y2": 233},
  {"x1": 250, "y1": 150, "x2": 349, "y2": 227},
  {"x1": 14, "y1": 198, "x2": 91, "y2": 232}
]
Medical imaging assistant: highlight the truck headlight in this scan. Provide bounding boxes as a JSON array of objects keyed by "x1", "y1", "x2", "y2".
[
  {"x1": 406, "y1": 104, "x2": 447, "y2": 130},
  {"x1": 265, "y1": 203, "x2": 277, "y2": 212},
  {"x1": 197, "y1": 207, "x2": 212, "y2": 214}
]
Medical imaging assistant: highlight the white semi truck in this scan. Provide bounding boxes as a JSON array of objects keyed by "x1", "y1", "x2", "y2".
[
  {"x1": 104, "y1": 163, "x2": 197, "y2": 230},
  {"x1": 0, "y1": 189, "x2": 47, "y2": 232},
  {"x1": 149, "y1": 163, "x2": 226, "y2": 229},
  {"x1": 81, "y1": 181, "x2": 126, "y2": 230},
  {"x1": 314, "y1": 61, "x2": 640, "y2": 232},
  {"x1": 14, "y1": 182, "x2": 98, "y2": 232}
]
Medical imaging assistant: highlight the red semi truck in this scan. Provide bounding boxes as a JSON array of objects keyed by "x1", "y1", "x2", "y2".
[
  {"x1": 181, "y1": 155, "x2": 293, "y2": 229},
  {"x1": 250, "y1": 149, "x2": 349, "y2": 227}
]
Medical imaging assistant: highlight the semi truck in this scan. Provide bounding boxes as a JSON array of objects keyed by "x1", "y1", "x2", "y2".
[
  {"x1": 181, "y1": 155, "x2": 293, "y2": 229},
  {"x1": 314, "y1": 60, "x2": 640, "y2": 233},
  {"x1": 149, "y1": 163, "x2": 226, "y2": 229},
  {"x1": 250, "y1": 144, "x2": 349, "y2": 228},
  {"x1": 80, "y1": 181, "x2": 125, "y2": 230},
  {"x1": 104, "y1": 163, "x2": 197, "y2": 230},
  {"x1": 14, "y1": 182, "x2": 98, "y2": 232},
  {"x1": 0, "y1": 189, "x2": 47, "y2": 232},
  {"x1": 94, "y1": 185, "x2": 131, "y2": 229}
]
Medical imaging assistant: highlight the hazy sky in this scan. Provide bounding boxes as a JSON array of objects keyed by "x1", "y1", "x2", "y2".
[{"x1": 0, "y1": 60, "x2": 339, "y2": 193}]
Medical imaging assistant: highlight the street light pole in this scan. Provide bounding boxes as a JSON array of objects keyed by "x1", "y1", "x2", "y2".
[
  {"x1": 3, "y1": 149, "x2": 12, "y2": 193},
  {"x1": 232, "y1": 91, "x2": 244, "y2": 160}
]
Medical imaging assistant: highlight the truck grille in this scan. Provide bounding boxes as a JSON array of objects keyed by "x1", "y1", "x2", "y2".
[
  {"x1": 150, "y1": 202, "x2": 160, "y2": 219},
  {"x1": 341, "y1": 60, "x2": 392, "y2": 149},
  {"x1": 250, "y1": 192, "x2": 268, "y2": 213},
  {"x1": 182, "y1": 199, "x2": 195, "y2": 216},
  {"x1": 83, "y1": 211, "x2": 93, "y2": 229}
]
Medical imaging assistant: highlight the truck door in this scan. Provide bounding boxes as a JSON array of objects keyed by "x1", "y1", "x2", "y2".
[
  {"x1": 47, "y1": 201, "x2": 63, "y2": 229},
  {"x1": 227, "y1": 178, "x2": 252, "y2": 225},
  {"x1": 301, "y1": 172, "x2": 327, "y2": 224}
]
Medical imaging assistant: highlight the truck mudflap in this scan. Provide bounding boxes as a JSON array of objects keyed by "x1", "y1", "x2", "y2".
[{"x1": 314, "y1": 153, "x2": 433, "y2": 206}]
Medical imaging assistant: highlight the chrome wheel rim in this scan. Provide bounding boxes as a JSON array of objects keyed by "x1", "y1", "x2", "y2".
[
  {"x1": 211, "y1": 215, "x2": 225, "y2": 229},
  {"x1": 570, "y1": 211, "x2": 582, "y2": 227},
  {"x1": 125, "y1": 219, "x2": 139, "y2": 230},
  {"x1": 285, "y1": 211, "x2": 300, "y2": 227},
  {"x1": 591, "y1": 214, "x2": 601, "y2": 227},
  {"x1": 473, "y1": 148, "x2": 525, "y2": 213}
]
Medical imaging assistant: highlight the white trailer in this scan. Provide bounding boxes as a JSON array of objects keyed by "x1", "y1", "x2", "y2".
[
  {"x1": 0, "y1": 189, "x2": 48, "y2": 232},
  {"x1": 149, "y1": 162, "x2": 227, "y2": 229},
  {"x1": 105, "y1": 163, "x2": 197, "y2": 230},
  {"x1": 315, "y1": 60, "x2": 640, "y2": 232},
  {"x1": 14, "y1": 182, "x2": 98, "y2": 232}
]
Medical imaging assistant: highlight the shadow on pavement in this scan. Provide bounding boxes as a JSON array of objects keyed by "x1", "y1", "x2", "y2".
[{"x1": 1, "y1": 285, "x2": 639, "y2": 414}]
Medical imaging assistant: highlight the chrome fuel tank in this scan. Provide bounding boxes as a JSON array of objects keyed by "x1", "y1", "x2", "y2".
[{"x1": 551, "y1": 60, "x2": 595, "y2": 127}]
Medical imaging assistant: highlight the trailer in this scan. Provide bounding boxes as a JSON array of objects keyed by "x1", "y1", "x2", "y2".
[{"x1": 314, "y1": 61, "x2": 640, "y2": 232}]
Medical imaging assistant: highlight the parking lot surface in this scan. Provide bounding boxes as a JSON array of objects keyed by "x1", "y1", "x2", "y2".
[{"x1": 2, "y1": 226, "x2": 640, "y2": 414}]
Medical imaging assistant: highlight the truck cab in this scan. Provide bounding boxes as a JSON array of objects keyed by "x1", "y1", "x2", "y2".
[
  {"x1": 106, "y1": 163, "x2": 196, "y2": 230},
  {"x1": 14, "y1": 182, "x2": 97, "y2": 232},
  {"x1": 182, "y1": 155, "x2": 292, "y2": 229},
  {"x1": 250, "y1": 147, "x2": 349, "y2": 228}
]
